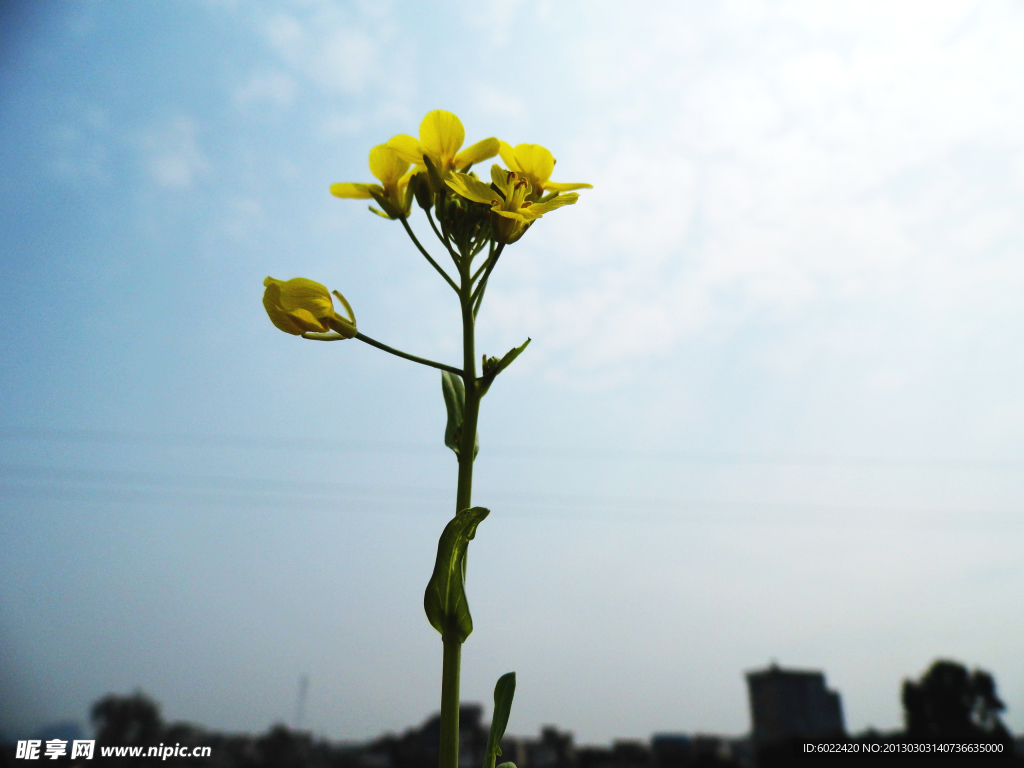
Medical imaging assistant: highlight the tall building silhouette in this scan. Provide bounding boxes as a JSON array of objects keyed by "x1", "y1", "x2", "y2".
[{"x1": 746, "y1": 663, "x2": 844, "y2": 744}]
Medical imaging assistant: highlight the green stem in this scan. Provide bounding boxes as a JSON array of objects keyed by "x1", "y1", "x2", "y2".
[
  {"x1": 439, "y1": 634, "x2": 462, "y2": 768},
  {"x1": 399, "y1": 215, "x2": 459, "y2": 293},
  {"x1": 471, "y1": 243, "x2": 505, "y2": 320},
  {"x1": 354, "y1": 333, "x2": 463, "y2": 377},
  {"x1": 427, "y1": 208, "x2": 461, "y2": 265},
  {"x1": 471, "y1": 240, "x2": 495, "y2": 284},
  {"x1": 471, "y1": 243, "x2": 505, "y2": 303},
  {"x1": 472, "y1": 282, "x2": 486, "y2": 321},
  {"x1": 438, "y1": 236, "x2": 482, "y2": 768},
  {"x1": 455, "y1": 267, "x2": 479, "y2": 515}
]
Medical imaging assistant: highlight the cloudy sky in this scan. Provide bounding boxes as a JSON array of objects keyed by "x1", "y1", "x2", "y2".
[{"x1": 2, "y1": 0, "x2": 1024, "y2": 744}]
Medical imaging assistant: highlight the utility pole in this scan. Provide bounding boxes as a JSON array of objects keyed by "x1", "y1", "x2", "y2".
[{"x1": 295, "y1": 675, "x2": 309, "y2": 731}]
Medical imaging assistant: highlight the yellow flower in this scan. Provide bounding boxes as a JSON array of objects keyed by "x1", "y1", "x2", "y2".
[
  {"x1": 330, "y1": 145, "x2": 412, "y2": 219},
  {"x1": 387, "y1": 110, "x2": 499, "y2": 179},
  {"x1": 445, "y1": 164, "x2": 580, "y2": 243},
  {"x1": 263, "y1": 277, "x2": 357, "y2": 338},
  {"x1": 498, "y1": 142, "x2": 592, "y2": 199}
]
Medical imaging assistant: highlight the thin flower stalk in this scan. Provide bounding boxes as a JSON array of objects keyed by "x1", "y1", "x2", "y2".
[{"x1": 261, "y1": 109, "x2": 589, "y2": 768}]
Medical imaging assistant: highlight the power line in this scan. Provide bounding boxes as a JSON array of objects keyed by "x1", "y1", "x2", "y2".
[
  {"x1": 1, "y1": 463, "x2": 1021, "y2": 528},
  {"x1": 3, "y1": 428, "x2": 1024, "y2": 471}
]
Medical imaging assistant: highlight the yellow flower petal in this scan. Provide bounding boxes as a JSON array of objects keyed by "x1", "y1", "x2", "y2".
[
  {"x1": 270, "y1": 277, "x2": 335, "y2": 315},
  {"x1": 498, "y1": 141, "x2": 592, "y2": 198},
  {"x1": 368, "y1": 145, "x2": 410, "y2": 189},
  {"x1": 454, "y1": 137, "x2": 499, "y2": 170},
  {"x1": 288, "y1": 308, "x2": 329, "y2": 332},
  {"x1": 525, "y1": 193, "x2": 579, "y2": 215},
  {"x1": 511, "y1": 144, "x2": 555, "y2": 186},
  {"x1": 446, "y1": 172, "x2": 500, "y2": 205},
  {"x1": 498, "y1": 141, "x2": 520, "y2": 172},
  {"x1": 492, "y1": 193, "x2": 579, "y2": 225},
  {"x1": 386, "y1": 134, "x2": 425, "y2": 165},
  {"x1": 399, "y1": 166, "x2": 421, "y2": 185},
  {"x1": 330, "y1": 182, "x2": 377, "y2": 199},
  {"x1": 493, "y1": 209, "x2": 532, "y2": 223},
  {"x1": 263, "y1": 277, "x2": 335, "y2": 335},
  {"x1": 490, "y1": 164, "x2": 510, "y2": 189},
  {"x1": 419, "y1": 110, "x2": 464, "y2": 165},
  {"x1": 543, "y1": 181, "x2": 593, "y2": 192},
  {"x1": 263, "y1": 300, "x2": 307, "y2": 334}
]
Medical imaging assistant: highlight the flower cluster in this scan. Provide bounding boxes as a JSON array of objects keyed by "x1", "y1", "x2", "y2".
[
  {"x1": 263, "y1": 109, "x2": 590, "y2": 338},
  {"x1": 330, "y1": 109, "x2": 590, "y2": 237}
]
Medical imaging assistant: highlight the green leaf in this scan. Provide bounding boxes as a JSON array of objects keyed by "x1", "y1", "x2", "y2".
[
  {"x1": 493, "y1": 338, "x2": 530, "y2": 377},
  {"x1": 479, "y1": 339, "x2": 531, "y2": 396},
  {"x1": 441, "y1": 371, "x2": 479, "y2": 458},
  {"x1": 484, "y1": 672, "x2": 516, "y2": 768},
  {"x1": 442, "y1": 371, "x2": 464, "y2": 454},
  {"x1": 424, "y1": 506, "x2": 490, "y2": 643}
]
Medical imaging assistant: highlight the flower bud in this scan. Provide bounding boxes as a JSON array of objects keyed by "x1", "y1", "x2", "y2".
[
  {"x1": 423, "y1": 153, "x2": 445, "y2": 193},
  {"x1": 410, "y1": 172, "x2": 434, "y2": 210},
  {"x1": 262, "y1": 277, "x2": 357, "y2": 338}
]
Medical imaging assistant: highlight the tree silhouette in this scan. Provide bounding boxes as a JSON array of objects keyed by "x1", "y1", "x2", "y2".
[
  {"x1": 901, "y1": 660, "x2": 1011, "y2": 744},
  {"x1": 91, "y1": 690, "x2": 163, "y2": 765}
]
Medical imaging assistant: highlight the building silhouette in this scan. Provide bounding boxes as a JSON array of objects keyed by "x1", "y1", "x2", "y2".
[{"x1": 746, "y1": 663, "x2": 844, "y2": 746}]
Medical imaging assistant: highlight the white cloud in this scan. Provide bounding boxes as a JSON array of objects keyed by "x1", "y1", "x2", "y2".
[
  {"x1": 233, "y1": 70, "x2": 297, "y2": 107},
  {"x1": 238, "y1": 2, "x2": 407, "y2": 99},
  {"x1": 204, "y1": 0, "x2": 1024, "y2": 394},
  {"x1": 479, "y1": 1, "x2": 1024, "y2": 386},
  {"x1": 141, "y1": 116, "x2": 208, "y2": 190},
  {"x1": 473, "y1": 84, "x2": 525, "y2": 122},
  {"x1": 218, "y1": 197, "x2": 266, "y2": 242},
  {"x1": 261, "y1": 10, "x2": 374, "y2": 93},
  {"x1": 315, "y1": 113, "x2": 365, "y2": 140}
]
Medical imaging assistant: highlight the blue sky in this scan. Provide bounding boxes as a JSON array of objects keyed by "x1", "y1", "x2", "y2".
[{"x1": 2, "y1": 0, "x2": 1024, "y2": 744}]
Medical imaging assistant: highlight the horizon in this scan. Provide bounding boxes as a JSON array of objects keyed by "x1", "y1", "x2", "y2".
[{"x1": 10, "y1": 659, "x2": 975, "y2": 745}]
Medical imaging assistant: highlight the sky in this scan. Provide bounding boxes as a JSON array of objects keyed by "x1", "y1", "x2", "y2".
[{"x1": 2, "y1": 0, "x2": 1024, "y2": 746}]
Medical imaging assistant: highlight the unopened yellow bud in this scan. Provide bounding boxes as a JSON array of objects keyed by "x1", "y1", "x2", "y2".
[{"x1": 262, "y1": 277, "x2": 357, "y2": 338}]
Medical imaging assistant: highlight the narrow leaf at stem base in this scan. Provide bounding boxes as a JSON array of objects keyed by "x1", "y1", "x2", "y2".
[{"x1": 484, "y1": 672, "x2": 517, "y2": 768}]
